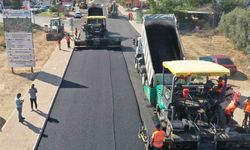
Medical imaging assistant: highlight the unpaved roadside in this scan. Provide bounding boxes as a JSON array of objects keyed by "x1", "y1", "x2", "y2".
[
  {"x1": 180, "y1": 31, "x2": 250, "y2": 90},
  {"x1": 0, "y1": 27, "x2": 57, "y2": 128}
]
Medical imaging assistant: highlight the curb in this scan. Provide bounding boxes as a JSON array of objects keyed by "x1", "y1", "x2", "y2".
[{"x1": 32, "y1": 48, "x2": 74, "y2": 149}]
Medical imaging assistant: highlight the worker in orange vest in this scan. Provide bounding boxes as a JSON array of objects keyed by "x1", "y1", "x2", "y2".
[
  {"x1": 128, "y1": 12, "x2": 133, "y2": 20},
  {"x1": 214, "y1": 76, "x2": 225, "y2": 94},
  {"x1": 224, "y1": 92, "x2": 240, "y2": 125},
  {"x1": 150, "y1": 124, "x2": 165, "y2": 150},
  {"x1": 243, "y1": 97, "x2": 250, "y2": 126}
]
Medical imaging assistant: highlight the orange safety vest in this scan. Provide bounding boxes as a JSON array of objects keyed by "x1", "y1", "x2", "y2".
[
  {"x1": 217, "y1": 80, "x2": 225, "y2": 93},
  {"x1": 152, "y1": 130, "x2": 165, "y2": 148},
  {"x1": 224, "y1": 101, "x2": 237, "y2": 116},
  {"x1": 244, "y1": 100, "x2": 250, "y2": 113}
]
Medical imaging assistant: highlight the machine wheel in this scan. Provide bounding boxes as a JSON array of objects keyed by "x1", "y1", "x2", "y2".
[
  {"x1": 46, "y1": 34, "x2": 53, "y2": 41},
  {"x1": 135, "y1": 58, "x2": 140, "y2": 73}
]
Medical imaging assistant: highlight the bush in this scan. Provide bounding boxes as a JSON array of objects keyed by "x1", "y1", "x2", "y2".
[
  {"x1": 219, "y1": 8, "x2": 250, "y2": 53},
  {"x1": 49, "y1": 5, "x2": 60, "y2": 12}
]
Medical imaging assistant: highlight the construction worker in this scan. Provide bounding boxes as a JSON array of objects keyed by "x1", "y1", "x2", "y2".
[
  {"x1": 65, "y1": 34, "x2": 72, "y2": 48},
  {"x1": 224, "y1": 91, "x2": 241, "y2": 125},
  {"x1": 74, "y1": 28, "x2": 78, "y2": 38},
  {"x1": 210, "y1": 76, "x2": 225, "y2": 98},
  {"x1": 215, "y1": 76, "x2": 225, "y2": 94},
  {"x1": 151, "y1": 124, "x2": 165, "y2": 150},
  {"x1": 243, "y1": 97, "x2": 250, "y2": 126},
  {"x1": 128, "y1": 12, "x2": 133, "y2": 20},
  {"x1": 57, "y1": 37, "x2": 61, "y2": 50}
]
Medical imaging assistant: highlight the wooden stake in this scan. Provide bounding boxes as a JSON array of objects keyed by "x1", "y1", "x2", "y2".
[{"x1": 11, "y1": 67, "x2": 14, "y2": 73}]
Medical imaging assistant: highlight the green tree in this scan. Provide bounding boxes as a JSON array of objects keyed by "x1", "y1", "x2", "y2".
[
  {"x1": 147, "y1": 0, "x2": 213, "y2": 14},
  {"x1": 219, "y1": 8, "x2": 250, "y2": 53},
  {"x1": 219, "y1": 0, "x2": 246, "y2": 13}
]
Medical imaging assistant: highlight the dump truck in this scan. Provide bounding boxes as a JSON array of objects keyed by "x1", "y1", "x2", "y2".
[
  {"x1": 107, "y1": 1, "x2": 118, "y2": 18},
  {"x1": 45, "y1": 18, "x2": 64, "y2": 41},
  {"x1": 134, "y1": 14, "x2": 185, "y2": 106},
  {"x1": 74, "y1": 4, "x2": 121, "y2": 49}
]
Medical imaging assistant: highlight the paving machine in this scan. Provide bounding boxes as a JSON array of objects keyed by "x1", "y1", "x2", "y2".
[
  {"x1": 45, "y1": 18, "x2": 64, "y2": 41},
  {"x1": 74, "y1": 4, "x2": 121, "y2": 49},
  {"x1": 107, "y1": 1, "x2": 118, "y2": 18}
]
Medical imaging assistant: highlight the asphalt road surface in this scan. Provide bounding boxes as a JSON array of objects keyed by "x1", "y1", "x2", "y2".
[{"x1": 37, "y1": 1, "x2": 145, "y2": 150}]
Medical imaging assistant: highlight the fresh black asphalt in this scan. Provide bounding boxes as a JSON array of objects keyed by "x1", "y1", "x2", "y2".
[{"x1": 37, "y1": 1, "x2": 145, "y2": 150}]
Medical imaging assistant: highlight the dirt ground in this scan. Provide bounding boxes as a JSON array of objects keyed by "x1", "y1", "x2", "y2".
[
  {"x1": 180, "y1": 30, "x2": 250, "y2": 90},
  {"x1": 0, "y1": 27, "x2": 57, "y2": 128}
]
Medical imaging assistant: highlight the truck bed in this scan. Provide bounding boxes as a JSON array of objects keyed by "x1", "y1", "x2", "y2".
[{"x1": 146, "y1": 21, "x2": 183, "y2": 74}]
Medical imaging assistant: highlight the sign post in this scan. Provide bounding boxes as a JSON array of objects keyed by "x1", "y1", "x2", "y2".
[{"x1": 3, "y1": 10, "x2": 35, "y2": 72}]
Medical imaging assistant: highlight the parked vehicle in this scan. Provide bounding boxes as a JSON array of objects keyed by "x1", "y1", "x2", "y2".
[
  {"x1": 38, "y1": 5, "x2": 50, "y2": 12},
  {"x1": 199, "y1": 55, "x2": 237, "y2": 75},
  {"x1": 74, "y1": 12, "x2": 83, "y2": 18}
]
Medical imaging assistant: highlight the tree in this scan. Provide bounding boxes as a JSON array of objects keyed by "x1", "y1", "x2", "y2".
[
  {"x1": 10, "y1": 0, "x2": 22, "y2": 9},
  {"x1": 147, "y1": 0, "x2": 213, "y2": 14},
  {"x1": 219, "y1": 8, "x2": 250, "y2": 53},
  {"x1": 219, "y1": 0, "x2": 246, "y2": 13}
]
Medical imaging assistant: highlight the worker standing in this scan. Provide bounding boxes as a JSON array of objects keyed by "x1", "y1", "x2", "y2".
[
  {"x1": 216, "y1": 76, "x2": 225, "y2": 94},
  {"x1": 15, "y1": 93, "x2": 25, "y2": 122},
  {"x1": 58, "y1": 37, "x2": 61, "y2": 50},
  {"x1": 74, "y1": 28, "x2": 78, "y2": 38},
  {"x1": 128, "y1": 12, "x2": 133, "y2": 20},
  {"x1": 243, "y1": 97, "x2": 250, "y2": 126},
  {"x1": 150, "y1": 124, "x2": 165, "y2": 150},
  {"x1": 65, "y1": 34, "x2": 72, "y2": 48},
  {"x1": 224, "y1": 91, "x2": 241, "y2": 125}
]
